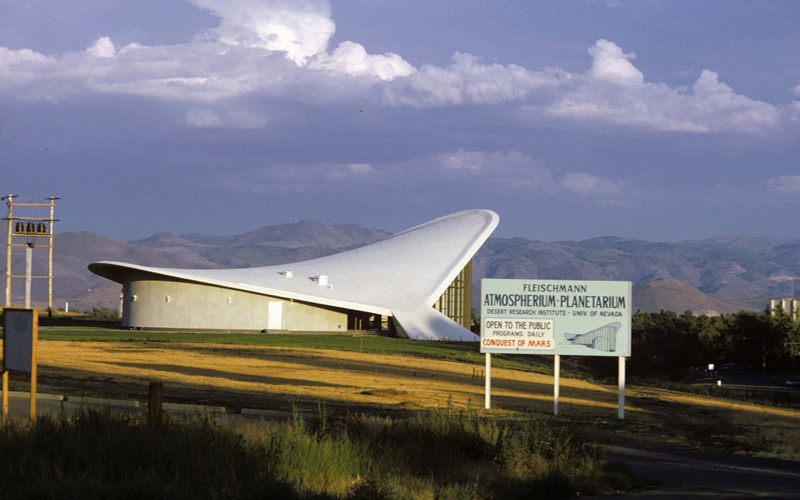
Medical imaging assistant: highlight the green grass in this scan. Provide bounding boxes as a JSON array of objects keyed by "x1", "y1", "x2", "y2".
[
  {"x1": 0, "y1": 405, "x2": 633, "y2": 499},
  {"x1": 32, "y1": 327, "x2": 588, "y2": 377}
]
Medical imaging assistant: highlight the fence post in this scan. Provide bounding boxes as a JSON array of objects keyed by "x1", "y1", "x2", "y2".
[{"x1": 148, "y1": 382, "x2": 163, "y2": 422}]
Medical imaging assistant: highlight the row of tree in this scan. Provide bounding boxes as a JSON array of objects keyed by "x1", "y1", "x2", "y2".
[{"x1": 628, "y1": 308, "x2": 800, "y2": 377}]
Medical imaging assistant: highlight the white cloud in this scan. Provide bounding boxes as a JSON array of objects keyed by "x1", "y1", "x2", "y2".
[
  {"x1": 426, "y1": 150, "x2": 633, "y2": 203},
  {"x1": 413, "y1": 150, "x2": 633, "y2": 203},
  {"x1": 219, "y1": 147, "x2": 635, "y2": 206},
  {"x1": 86, "y1": 37, "x2": 116, "y2": 58},
  {"x1": 768, "y1": 175, "x2": 800, "y2": 195},
  {"x1": 436, "y1": 149, "x2": 489, "y2": 171},
  {"x1": 222, "y1": 160, "x2": 380, "y2": 194},
  {"x1": 784, "y1": 85, "x2": 800, "y2": 123},
  {"x1": 0, "y1": 47, "x2": 57, "y2": 96},
  {"x1": 189, "y1": 0, "x2": 414, "y2": 82},
  {"x1": 0, "y1": 0, "x2": 415, "y2": 110},
  {"x1": 431, "y1": 150, "x2": 552, "y2": 182},
  {"x1": 223, "y1": 149, "x2": 558, "y2": 195},
  {"x1": 310, "y1": 41, "x2": 415, "y2": 81},
  {"x1": 384, "y1": 39, "x2": 780, "y2": 134},
  {"x1": 347, "y1": 163, "x2": 377, "y2": 175},
  {"x1": 185, "y1": 108, "x2": 223, "y2": 127},
  {"x1": 689, "y1": 70, "x2": 780, "y2": 132},
  {"x1": 786, "y1": 101, "x2": 800, "y2": 122},
  {"x1": 561, "y1": 172, "x2": 626, "y2": 196},
  {"x1": 189, "y1": 0, "x2": 335, "y2": 65},
  {"x1": 185, "y1": 107, "x2": 268, "y2": 128},
  {"x1": 383, "y1": 53, "x2": 568, "y2": 107},
  {"x1": 0, "y1": 2, "x2": 786, "y2": 136},
  {"x1": 587, "y1": 39, "x2": 643, "y2": 86},
  {"x1": 542, "y1": 40, "x2": 780, "y2": 134}
]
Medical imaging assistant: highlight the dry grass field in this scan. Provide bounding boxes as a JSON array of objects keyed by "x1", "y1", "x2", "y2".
[{"x1": 26, "y1": 340, "x2": 800, "y2": 459}]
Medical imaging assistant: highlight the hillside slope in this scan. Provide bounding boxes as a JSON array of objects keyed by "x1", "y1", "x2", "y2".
[
  {"x1": 631, "y1": 278, "x2": 738, "y2": 315},
  {"x1": 2, "y1": 221, "x2": 796, "y2": 314}
]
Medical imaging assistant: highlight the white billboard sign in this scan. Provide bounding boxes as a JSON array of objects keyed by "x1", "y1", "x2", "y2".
[{"x1": 480, "y1": 279, "x2": 631, "y2": 357}]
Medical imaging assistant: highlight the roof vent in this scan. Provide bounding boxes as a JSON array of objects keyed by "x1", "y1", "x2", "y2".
[
  {"x1": 283, "y1": 270, "x2": 293, "y2": 278},
  {"x1": 314, "y1": 275, "x2": 328, "y2": 287}
]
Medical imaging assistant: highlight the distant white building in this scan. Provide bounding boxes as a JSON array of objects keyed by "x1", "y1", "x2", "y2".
[
  {"x1": 769, "y1": 298, "x2": 800, "y2": 322},
  {"x1": 89, "y1": 210, "x2": 498, "y2": 341}
]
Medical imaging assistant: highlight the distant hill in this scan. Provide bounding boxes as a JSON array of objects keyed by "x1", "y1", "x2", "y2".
[
  {"x1": 470, "y1": 235, "x2": 799, "y2": 313},
  {"x1": 631, "y1": 279, "x2": 738, "y2": 316},
  {"x1": 1, "y1": 222, "x2": 390, "y2": 311},
  {"x1": 2, "y1": 220, "x2": 797, "y2": 314}
]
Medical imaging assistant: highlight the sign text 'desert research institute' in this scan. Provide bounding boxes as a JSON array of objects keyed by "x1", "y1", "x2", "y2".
[{"x1": 480, "y1": 279, "x2": 631, "y2": 357}]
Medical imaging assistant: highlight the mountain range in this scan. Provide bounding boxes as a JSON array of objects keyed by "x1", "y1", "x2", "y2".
[{"x1": 3, "y1": 219, "x2": 798, "y2": 316}]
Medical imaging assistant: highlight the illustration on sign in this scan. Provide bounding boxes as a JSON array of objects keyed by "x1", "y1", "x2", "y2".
[
  {"x1": 480, "y1": 279, "x2": 631, "y2": 357},
  {"x1": 561, "y1": 322, "x2": 620, "y2": 352}
]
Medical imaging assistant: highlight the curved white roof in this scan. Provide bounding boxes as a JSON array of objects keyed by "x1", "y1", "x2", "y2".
[{"x1": 90, "y1": 209, "x2": 499, "y2": 341}]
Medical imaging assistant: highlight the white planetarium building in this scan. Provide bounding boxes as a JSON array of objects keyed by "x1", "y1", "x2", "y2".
[{"x1": 89, "y1": 210, "x2": 499, "y2": 341}]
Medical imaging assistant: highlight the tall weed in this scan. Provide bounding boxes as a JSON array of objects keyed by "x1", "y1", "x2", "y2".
[{"x1": 0, "y1": 405, "x2": 632, "y2": 499}]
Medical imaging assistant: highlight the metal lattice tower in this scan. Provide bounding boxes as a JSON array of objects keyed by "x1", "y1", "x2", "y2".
[{"x1": 3, "y1": 195, "x2": 58, "y2": 313}]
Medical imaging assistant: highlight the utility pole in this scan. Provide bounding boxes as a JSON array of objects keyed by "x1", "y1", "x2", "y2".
[{"x1": 3, "y1": 195, "x2": 58, "y2": 313}]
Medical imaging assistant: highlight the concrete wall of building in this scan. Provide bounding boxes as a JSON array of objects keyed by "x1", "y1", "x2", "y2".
[{"x1": 122, "y1": 272, "x2": 347, "y2": 332}]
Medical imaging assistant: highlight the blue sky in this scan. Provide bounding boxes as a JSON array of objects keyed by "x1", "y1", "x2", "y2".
[{"x1": 1, "y1": 0, "x2": 798, "y2": 242}]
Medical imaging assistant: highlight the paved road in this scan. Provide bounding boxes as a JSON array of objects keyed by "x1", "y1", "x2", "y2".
[
  {"x1": 3, "y1": 392, "x2": 142, "y2": 420},
  {"x1": 700, "y1": 369, "x2": 800, "y2": 393},
  {"x1": 2, "y1": 391, "x2": 294, "y2": 421},
  {"x1": 604, "y1": 445, "x2": 800, "y2": 499}
]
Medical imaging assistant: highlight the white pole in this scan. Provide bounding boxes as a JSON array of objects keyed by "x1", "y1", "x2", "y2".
[
  {"x1": 554, "y1": 354, "x2": 560, "y2": 416},
  {"x1": 618, "y1": 356, "x2": 625, "y2": 420},
  {"x1": 25, "y1": 243, "x2": 33, "y2": 308},
  {"x1": 484, "y1": 353, "x2": 492, "y2": 409}
]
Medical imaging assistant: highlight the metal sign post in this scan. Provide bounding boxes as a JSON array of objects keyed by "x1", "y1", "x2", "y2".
[
  {"x1": 619, "y1": 362, "x2": 625, "y2": 419},
  {"x1": 25, "y1": 243, "x2": 33, "y2": 308},
  {"x1": 554, "y1": 354, "x2": 560, "y2": 416},
  {"x1": 484, "y1": 353, "x2": 491, "y2": 409}
]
